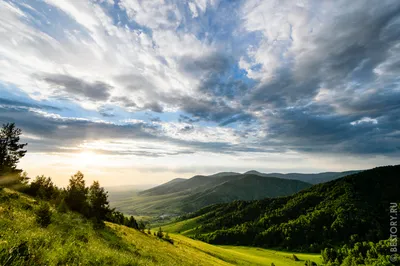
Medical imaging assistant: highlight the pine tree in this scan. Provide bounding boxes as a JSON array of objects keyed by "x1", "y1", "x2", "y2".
[
  {"x1": 88, "y1": 181, "x2": 110, "y2": 220},
  {"x1": 0, "y1": 123, "x2": 27, "y2": 181},
  {"x1": 65, "y1": 171, "x2": 88, "y2": 214}
]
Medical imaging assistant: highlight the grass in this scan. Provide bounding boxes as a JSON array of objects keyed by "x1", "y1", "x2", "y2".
[
  {"x1": 156, "y1": 216, "x2": 201, "y2": 235},
  {"x1": 0, "y1": 188, "x2": 323, "y2": 265},
  {"x1": 219, "y1": 245, "x2": 323, "y2": 265}
]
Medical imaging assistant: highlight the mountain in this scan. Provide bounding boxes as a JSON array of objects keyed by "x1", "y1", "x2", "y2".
[
  {"x1": 113, "y1": 173, "x2": 312, "y2": 216},
  {"x1": 171, "y1": 165, "x2": 400, "y2": 252},
  {"x1": 244, "y1": 170, "x2": 361, "y2": 184}
]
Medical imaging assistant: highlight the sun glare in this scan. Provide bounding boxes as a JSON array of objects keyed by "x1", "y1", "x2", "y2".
[{"x1": 75, "y1": 151, "x2": 97, "y2": 167}]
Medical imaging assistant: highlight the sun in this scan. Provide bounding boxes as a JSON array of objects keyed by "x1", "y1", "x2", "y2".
[{"x1": 75, "y1": 150, "x2": 97, "y2": 167}]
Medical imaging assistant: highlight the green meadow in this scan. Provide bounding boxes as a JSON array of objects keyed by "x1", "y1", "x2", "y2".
[{"x1": 0, "y1": 188, "x2": 321, "y2": 265}]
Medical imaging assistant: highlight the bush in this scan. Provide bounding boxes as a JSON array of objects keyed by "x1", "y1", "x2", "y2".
[
  {"x1": 305, "y1": 260, "x2": 317, "y2": 266},
  {"x1": 35, "y1": 203, "x2": 52, "y2": 227}
]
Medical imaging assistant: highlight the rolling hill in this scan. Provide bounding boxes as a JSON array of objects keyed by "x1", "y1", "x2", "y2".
[
  {"x1": 0, "y1": 187, "x2": 322, "y2": 266},
  {"x1": 110, "y1": 173, "x2": 312, "y2": 216},
  {"x1": 165, "y1": 165, "x2": 400, "y2": 253}
]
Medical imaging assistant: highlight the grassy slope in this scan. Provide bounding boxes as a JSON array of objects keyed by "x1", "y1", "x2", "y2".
[
  {"x1": 0, "y1": 188, "x2": 321, "y2": 266},
  {"x1": 156, "y1": 216, "x2": 202, "y2": 235}
]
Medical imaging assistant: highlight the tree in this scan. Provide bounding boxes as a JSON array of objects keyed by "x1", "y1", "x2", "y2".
[
  {"x1": 127, "y1": 216, "x2": 138, "y2": 229},
  {"x1": 65, "y1": 171, "x2": 88, "y2": 214},
  {"x1": 88, "y1": 181, "x2": 111, "y2": 221},
  {"x1": 28, "y1": 175, "x2": 57, "y2": 200},
  {"x1": 138, "y1": 220, "x2": 146, "y2": 231},
  {"x1": 156, "y1": 227, "x2": 164, "y2": 239},
  {"x1": 0, "y1": 123, "x2": 27, "y2": 182}
]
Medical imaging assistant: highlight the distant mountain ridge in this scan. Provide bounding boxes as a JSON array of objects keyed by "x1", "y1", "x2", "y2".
[
  {"x1": 114, "y1": 172, "x2": 312, "y2": 216},
  {"x1": 244, "y1": 170, "x2": 361, "y2": 184},
  {"x1": 140, "y1": 169, "x2": 361, "y2": 197},
  {"x1": 110, "y1": 169, "x2": 362, "y2": 216}
]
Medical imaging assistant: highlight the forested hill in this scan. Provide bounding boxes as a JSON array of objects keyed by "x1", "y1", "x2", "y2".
[
  {"x1": 176, "y1": 165, "x2": 400, "y2": 251},
  {"x1": 139, "y1": 170, "x2": 358, "y2": 197},
  {"x1": 113, "y1": 173, "x2": 311, "y2": 215}
]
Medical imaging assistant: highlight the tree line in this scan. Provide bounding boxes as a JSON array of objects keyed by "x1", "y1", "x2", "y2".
[{"x1": 0, "y1": 123, "x2": 143, "y2": 230}]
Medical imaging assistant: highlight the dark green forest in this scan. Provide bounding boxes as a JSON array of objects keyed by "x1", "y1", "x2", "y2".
[{"x1": 178, "y1": 165, "x2": 400, "y2": 265}]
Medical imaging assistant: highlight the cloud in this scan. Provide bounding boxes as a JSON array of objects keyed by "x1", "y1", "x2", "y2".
[
  {"x1": 0, "y1": 0, "x2": 399, "y2": 162},
  {"x1": 0, "y1": 97, "x2": 62, "y2": 111},
  {"x1": 41, "y1": 74, "x2": 112, "y2": 101}
]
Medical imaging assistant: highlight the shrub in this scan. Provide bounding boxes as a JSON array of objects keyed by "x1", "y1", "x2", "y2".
[
  {"x1": 35, "y1": 203, "x2": 52, "y2": 227},
  {"x1": 305, "y1": 260, "x2": 317, "y2": 266}
]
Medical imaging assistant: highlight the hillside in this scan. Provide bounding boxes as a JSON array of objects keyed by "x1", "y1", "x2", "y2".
[
  {"x1": 169, "y1": 165, "x2": 400, "y2": 252},
  {"x1": 0, "y1": 188, "x2": 321, "y2": 266},
  {"x1": 111, "y1": 173, "x2": 311, "y2": 216}
]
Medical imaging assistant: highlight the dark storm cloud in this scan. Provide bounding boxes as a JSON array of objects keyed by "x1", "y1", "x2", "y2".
[
  {"x1": 248, "y1": 1, "x2": 400, "y2": 106},
  {"x1": 179, "y1": 96, "x2": 253, "y2": 125},
  {"x1": 239, "y1": 0, "x2": 400, "y2": 155},
  {"x1": 262, "y1": 104, "x2": 400, "y2": 155},
  {"x1": 41, "y1": 74, "x2": 112, "y2": 101}
]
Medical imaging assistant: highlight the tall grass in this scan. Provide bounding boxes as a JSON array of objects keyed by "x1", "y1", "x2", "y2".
[{"x1": 0, "y1": 188, "x2": 140, "y2": 265}]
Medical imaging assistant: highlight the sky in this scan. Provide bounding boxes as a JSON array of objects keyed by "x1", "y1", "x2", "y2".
[{"x1": 0, "y1": 0, "x2": 399, "y2": 187}]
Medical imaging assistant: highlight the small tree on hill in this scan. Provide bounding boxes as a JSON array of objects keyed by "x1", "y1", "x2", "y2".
[
  {"x1": 65, "y1": 171, "x2": 88, "y2": 214},
  {"x1": 156, "y1": 227, "x2": 164, "y2": 238},
  {"x1": 138, "y1": 220, "x2": 146, "y2": 231},
  {"x1": 36, "y1": 203, "x2": 52, "y2": 227},
  {"x1": 88, "y1": 181, "x2": 110, "y2": 221}
]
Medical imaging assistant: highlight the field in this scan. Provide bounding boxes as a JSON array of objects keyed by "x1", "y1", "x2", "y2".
[
  {"x1": 0, "y1": 188, "x2": 322, "y2": 265},
  {"x1": 157, "y1": 216, "x2": 201, "y2": 235}
]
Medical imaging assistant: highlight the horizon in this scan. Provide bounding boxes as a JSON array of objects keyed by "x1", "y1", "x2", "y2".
[{"x1": 1, "y1": 0, "x2": 400, "y2": 187}]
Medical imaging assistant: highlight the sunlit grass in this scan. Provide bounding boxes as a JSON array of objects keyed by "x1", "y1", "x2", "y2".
[{"x1": 0, "y1": 188, "x2": 322, "y2": 265}]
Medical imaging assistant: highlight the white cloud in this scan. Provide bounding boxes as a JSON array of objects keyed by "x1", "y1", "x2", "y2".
[{"x1": 350, "y1": 117, "x2": 378, "y2": 126}]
